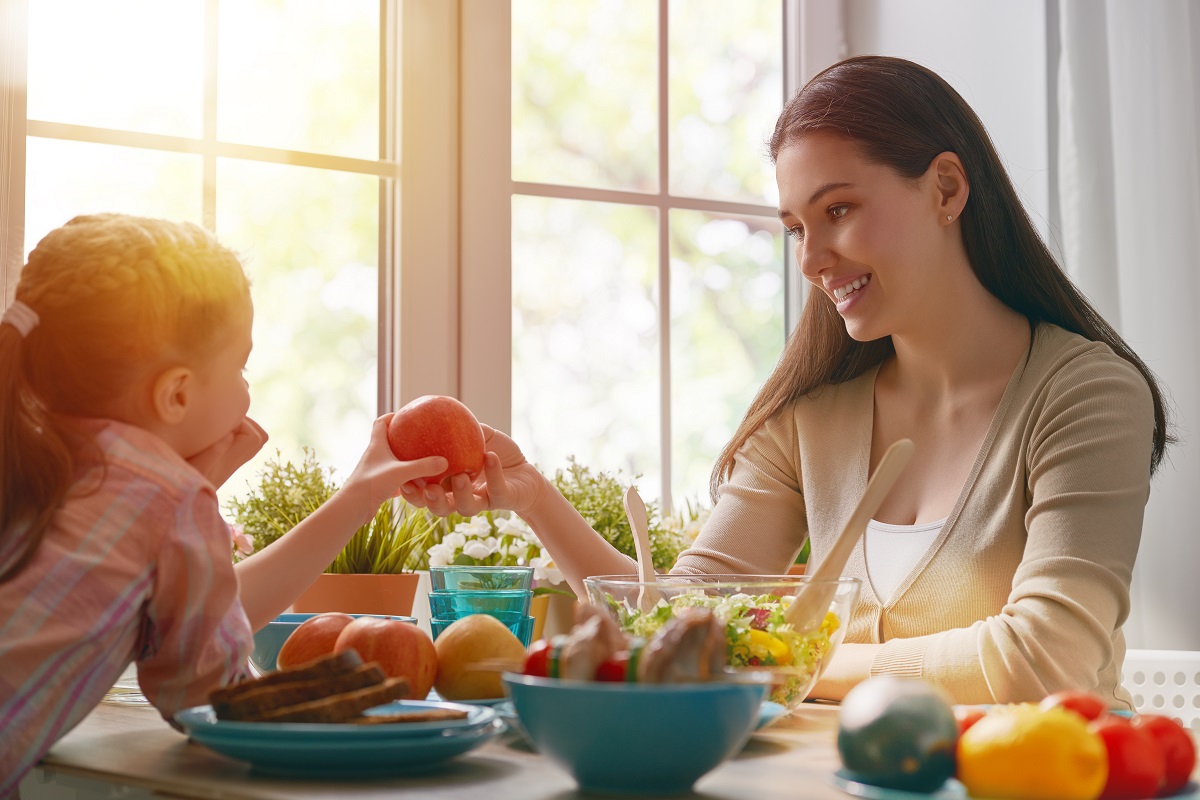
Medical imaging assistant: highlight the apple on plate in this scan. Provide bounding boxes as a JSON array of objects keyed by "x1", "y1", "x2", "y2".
[
  {"x1": 275, "y1": 612, "x2": 355, "y2": 670},
  {"x1": 387, "y1": 395, "x2": 486, "y2": 490},
  {"x1": 334, "y1": 615, "x2": 438, "y2": 700}
]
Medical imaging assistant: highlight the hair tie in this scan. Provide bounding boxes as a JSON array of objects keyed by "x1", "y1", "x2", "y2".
[{"x1": 2, "y1": 300, "x2": 40, "y2": 338}]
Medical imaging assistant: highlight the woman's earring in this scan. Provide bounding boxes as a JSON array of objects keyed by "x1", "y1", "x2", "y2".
[{"x1": 946, "y1": 215, "x2": 953, "y2": 221}]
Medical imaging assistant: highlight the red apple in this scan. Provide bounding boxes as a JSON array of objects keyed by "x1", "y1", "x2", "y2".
[
  {"x1": 386, "y1": 395, "x2": 486, "y2": 490},
  {"x1": 334, "y1": 615, "x2": 438, "y2": 700},
  {"x1": 276, "y1": 612, "x2": 354, "y2": 670}
]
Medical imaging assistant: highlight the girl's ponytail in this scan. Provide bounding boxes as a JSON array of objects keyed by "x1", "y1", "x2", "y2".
[{"x1": 0, "y1": 315, "x2": 86, "y2": 583}]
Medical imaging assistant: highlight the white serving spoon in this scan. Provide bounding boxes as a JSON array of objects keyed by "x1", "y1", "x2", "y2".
[
  {"x1": 623, "y1": 486, "x2": 663, "y2": 612},
  {"x1": 784, "y1": 438, "x2": 915, "y2": 633}
]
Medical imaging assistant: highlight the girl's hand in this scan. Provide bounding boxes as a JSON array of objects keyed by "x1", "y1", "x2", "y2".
[
  {"x1": 188, "y1": 417, "x2": 269, "y2": 488},
  {"x1": 402, "y1": 424, "x2": 545, "y2": 517},
  {"x1": 345, "y1": 413, "x2": 448, "y2": 510}
]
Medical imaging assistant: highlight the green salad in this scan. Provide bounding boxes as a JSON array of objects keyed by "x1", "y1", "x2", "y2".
[{"x1": 612, "y1": 591, "x2": 840, "y2": 705}]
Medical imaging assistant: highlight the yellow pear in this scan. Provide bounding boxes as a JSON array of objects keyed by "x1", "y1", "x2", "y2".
[{"x1": 433, "y1": 614, "x2": 527, "y2": 700}]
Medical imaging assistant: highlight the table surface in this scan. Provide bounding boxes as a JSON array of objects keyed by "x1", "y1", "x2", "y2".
[
  {"x1": 37, "y1": 698, "x2": 1200, "y2": 800},
  {"x1": 39, "y1": 698, "x2": 850, "y2": 800}
]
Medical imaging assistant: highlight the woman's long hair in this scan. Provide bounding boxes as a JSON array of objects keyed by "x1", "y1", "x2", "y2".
[
  {"x1": 711, "y1": 55, "x2": 1171, "y2": 499},
  {"x1": 0, "y1": 214, "x2": 250, "y2": 582}
]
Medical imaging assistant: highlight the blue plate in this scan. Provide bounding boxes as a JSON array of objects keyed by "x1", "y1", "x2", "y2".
[
  {"x1": 176, "y1": 700, "x2": 497, "y2": 741},
  {"x1": 174, "y1": 701, "x2": 503, "y2": 778}
]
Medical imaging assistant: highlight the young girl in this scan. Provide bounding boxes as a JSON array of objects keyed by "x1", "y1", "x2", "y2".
[
  {"x1": 407, "y1": 56, "x2": 1169, "y2": 710},
  {"x1": 0, "y1": 213, "x2": 447, "y2": 793}
]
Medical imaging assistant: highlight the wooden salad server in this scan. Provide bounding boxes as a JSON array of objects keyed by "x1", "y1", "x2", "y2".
[{"x1": 783, "y1": 438, "x2": 915, "y2": 633}]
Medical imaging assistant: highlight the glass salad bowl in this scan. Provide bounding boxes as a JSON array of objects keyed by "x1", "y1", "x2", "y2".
[{"x1": 582, "y1": 573, "x2": 861, "y2": 710}]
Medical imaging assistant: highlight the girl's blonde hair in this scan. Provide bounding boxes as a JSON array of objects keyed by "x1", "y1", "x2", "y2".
[{"x1": 0, "y1": 214, "x2": 251, "y2": 582}]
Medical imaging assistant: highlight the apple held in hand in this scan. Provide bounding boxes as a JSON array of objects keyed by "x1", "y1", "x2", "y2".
[
  {"x1": 276, "y1": 612, "x2": 354, "y2": 670},
  {"x1": 334, "y1": 615, "x2": 438, "y2": 700},
  {"x1": 387, "y1": 395, "x2": 486, "y2": 490}
]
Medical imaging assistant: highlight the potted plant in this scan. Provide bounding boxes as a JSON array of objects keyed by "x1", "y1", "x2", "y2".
[{"x1": 226, "y1": 448, "x2": 446, "y2": 615}]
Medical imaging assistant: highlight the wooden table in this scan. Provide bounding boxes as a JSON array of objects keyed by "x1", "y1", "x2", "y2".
[{"x1": 27, "y1": 699, "x2": 850, "y2": 799}]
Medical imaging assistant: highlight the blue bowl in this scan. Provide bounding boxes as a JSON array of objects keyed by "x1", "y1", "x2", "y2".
[
  {"x1": 502, "y1": 673, "x2": 766, "y2": 794},
  {"x1": 428, "y1": 588, "x2": 532, "y2": 619},
  {"x1": 430, "y1": 613, "x2": 535, "y2": 647},
  {"x1": 250, "y1": 612, "x2": 417, "y2": 674},
  {"x1": 429, "y1": 565, "x2": 534, "y2": 592}
]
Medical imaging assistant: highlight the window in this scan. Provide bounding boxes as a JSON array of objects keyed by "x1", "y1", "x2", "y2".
[
  {"x1": 3, "y1": 0, "x2": 841, "y2": 512},
  {"x1": 463, "y1": 0, "x2": 840, "y2": 511}
]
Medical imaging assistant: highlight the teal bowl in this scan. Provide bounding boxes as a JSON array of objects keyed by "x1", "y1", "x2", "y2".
[
  {"x1": 430, "y1": 613, "x2": 535, "y2": 647},
  {"x1": 429, "y1": 565, "x2": 534, "y2": 592},
  {"x1": 502, "y1": 673, "x2": 766, "y2": 795},
  {"x1": 428, "y1": 588, "x2": 532, "y2": 619},
  {"x1": 250, "y1": 612, "x2": 417, "y2": 674}
]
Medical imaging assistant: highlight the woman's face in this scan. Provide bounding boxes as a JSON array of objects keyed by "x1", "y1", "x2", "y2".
[{"x1": 775, "y1": 132, "x2": 947, "y2": 343}]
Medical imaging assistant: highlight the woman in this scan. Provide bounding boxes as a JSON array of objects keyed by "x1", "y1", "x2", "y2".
[{"x1": 408, "y1": 56, "x2": 1169, "y2": 707}]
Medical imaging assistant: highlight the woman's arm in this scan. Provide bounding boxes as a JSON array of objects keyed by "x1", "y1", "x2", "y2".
[{"x1": 402, "y1": 425, "x2": 635, "y2": 598}]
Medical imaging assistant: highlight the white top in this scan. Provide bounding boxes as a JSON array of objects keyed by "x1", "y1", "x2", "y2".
[{"x1": 864, "y1": 517, "x2": 946, "y2": 603}]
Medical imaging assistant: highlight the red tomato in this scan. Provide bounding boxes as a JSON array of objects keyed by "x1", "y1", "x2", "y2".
[
  {"x1": 1131, "y1": 714, "x2": 1197, "y2": 796},
  {"x1": 953, "y1": 705, "x2": 986, "y2": 736},
  {"x1": 1040, "y1": 689, "x2": 1108, "y2": 722},
  {"x1": 1089, "y1": 714, "x2": 1167, "y2": 800},
  {"x1": 594, "y1": 653, "x2": 630, "y2": 682},
  {"x1": 523, "y1": 639, "x2": 552, "y2": 678}
]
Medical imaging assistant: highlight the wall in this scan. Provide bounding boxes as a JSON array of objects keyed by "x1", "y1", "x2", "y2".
[{"x1": 844, "y1": 0, "x2": 1052, "y2": 240}]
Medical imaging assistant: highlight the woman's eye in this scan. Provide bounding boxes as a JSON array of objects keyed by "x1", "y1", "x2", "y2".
[
  {"x1": 785, "y1": 226, "x2": 804, "y2": 242},
  {"x1": 829, "y1": 204, "x2": 850, "y2": 221}
]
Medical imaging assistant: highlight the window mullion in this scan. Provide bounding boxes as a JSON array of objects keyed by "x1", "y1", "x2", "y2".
[{"x1": 1, "y1": 0, "x2": 29, "y2": 304}]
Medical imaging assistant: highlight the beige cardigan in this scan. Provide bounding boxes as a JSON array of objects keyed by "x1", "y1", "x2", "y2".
[{"x1": 674, "y1": 323, "x2": 1154, "y2": 706}]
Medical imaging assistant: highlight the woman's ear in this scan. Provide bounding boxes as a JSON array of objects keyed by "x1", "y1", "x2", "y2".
[
  {"x1": 151, "y1": 366, "x2": 193, "y2": 425},
  {"x1": 929, "y1": 151, "x2": 969, "y2": 224}
]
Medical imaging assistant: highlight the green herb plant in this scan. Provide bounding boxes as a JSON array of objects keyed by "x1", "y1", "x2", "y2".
[
  {"x1": 549, "y1": 456, "x2": 687, "y2": 570},
  {"x1": 225, "y1": 448, "x2": 448, "y2": 574},
  {"x1": 225, "y1": 448, "x2": 337, "y2": 560}
]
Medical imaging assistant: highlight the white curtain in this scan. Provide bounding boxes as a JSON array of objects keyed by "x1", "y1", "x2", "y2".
[{"x1": 1058, "y1": 0, "x2": 1200, "y2": 650}]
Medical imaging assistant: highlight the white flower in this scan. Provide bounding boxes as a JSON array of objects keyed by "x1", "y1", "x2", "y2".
[
  {"x1": 531, "y1": 554, "x2": 564, "y2": 586},
  {"x1": 462, "y1": 540, "x2": 495, "y2": 560},
  {"x1": 456, "y1": 517, "x2": 492, "y2": 538},
  {"x1": 443, "y1": 531, "x2": 467, "y2": 551},
  {"x1": 427, "y1": 542, "x2": 454, "y2": 567}
]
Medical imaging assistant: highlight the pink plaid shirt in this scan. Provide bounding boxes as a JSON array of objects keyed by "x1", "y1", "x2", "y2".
[{"x1": 0, "y1": 420, "x2": 252, "y2": 794}]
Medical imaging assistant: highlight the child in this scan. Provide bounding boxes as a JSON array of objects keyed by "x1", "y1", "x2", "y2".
[{"x1": 0, "y1": 214, "x2": 447, "y2": 793}]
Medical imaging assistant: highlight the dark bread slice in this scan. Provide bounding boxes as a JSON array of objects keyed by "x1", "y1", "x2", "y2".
[
  {"x1": 209, "y1": 649, "x2": 363, "y2": 709},
  {"x1": 213, "y1": 662, "x2": 387, "y2": 721},
  {"x1": 247, "y1": 676, "x2": 411, "y2": 723}
]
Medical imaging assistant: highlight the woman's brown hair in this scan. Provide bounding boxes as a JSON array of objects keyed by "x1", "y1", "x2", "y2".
[
  {"x1": 0, "y1": 214, "x2": 250, "y2": 582},
  {"x1": 711, "y1": 55, "x2": 1171, "y2": 499}
]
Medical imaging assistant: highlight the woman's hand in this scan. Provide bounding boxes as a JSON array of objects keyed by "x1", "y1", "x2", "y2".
[
  {"x1": 344, "y1": 413, "x2": 448, "y2": 511},
  {"x1": 187, "y1": 417, "x2": 268, "y2": 488},
  {"x1": 402, "y1": 424, "x2": 546, "y2": 518}
]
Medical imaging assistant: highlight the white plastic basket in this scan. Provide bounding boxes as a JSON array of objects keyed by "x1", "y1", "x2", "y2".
[{"x1": 1120, "y1": 648, "x2": 1200, "y2": 732}]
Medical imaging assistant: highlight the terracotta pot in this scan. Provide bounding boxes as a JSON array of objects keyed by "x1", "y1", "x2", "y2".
[
  {"x1": 290, "y1": 573, "x2": 421, "y2": 616},
  {"x1": 530, "y1": 592, "x2": 578, "y2": 641},
  {"x1": 787, "y1": 563, "x2": 806, "y2": 575}
]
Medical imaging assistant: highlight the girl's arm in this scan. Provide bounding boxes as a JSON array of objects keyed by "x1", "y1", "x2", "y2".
[
  {"x1": 402, "y1": 425, "x2": 635, "y2": 598},
  {"x1": 233, "y1": 414, "x2": 446, "y2": 630}
]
